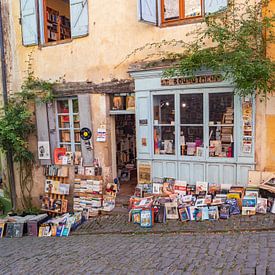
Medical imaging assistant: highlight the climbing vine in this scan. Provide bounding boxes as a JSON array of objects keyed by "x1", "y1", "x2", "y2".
[{"x1": 0, "y1": 54, "x2": 55, "y2": 211}]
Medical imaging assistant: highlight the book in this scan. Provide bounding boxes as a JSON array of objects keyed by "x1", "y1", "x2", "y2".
[
  {"x1": 132, "y1": 209, "x2": 142, "y2": 224},
  {"x1": 196, "y1": 181, "x2": 208, "y2": 194},
  {"x1": 193, "y1": 207, "x2": 203, "y2": 221},
  {"x1": 152, "y1": 183, "x2": 162, "y2": 195},
  {"x1": 135, "y1": 186, "x2": 144, "y2": 197},
  {"x1": 242, "y1": 207, "x2": 256, "y2": 215},
  {"x1": 245, "y1": 190, "x2": 259, "y2": 198},
  {"x1": 182, "y1": 195, "x2": 192, "y2": 203},
  {"x1": 211, "y1": 198, "x2": 223, "y2": 205},
  {"x1": 165, "y1": 202, "x2": 179, "y2": 220},
  {"x1": 186, "y1": 184, "x2": 196, "y2": 195},
  {"x1": 140, "y1": 209, "x2": 153, "y2": 228},
  {"x1": 62, "y1": 226, "x2": 71, "y2": 237},
  {"x1": 204, "y1": 195, "x2": 212, "y2": 205},
  {"x1": 242, "y1": 196, "x2": 257, "y2": 208},
  {"x1": 0, "y1": 223, "x2": 5, "y2": 238},
  {"x1": 202, "y1": 207, "x2": 209, "y2": 220},
  {"x1": 188, "y1": 206, "x2": 196, "y2": 221},
  {"x1": 208, "y1": 206, "x2": 219, "y2": 220},
  {"x1": 267, "y1": 197, "x2": 274, "y2": 212},
  {"x1": 54, "y1": 148, "x2": 66, "y2": 165},
  {"x1": 226, "y1": 199, "x2": 240, "y2": 215},
  {"x1": 208, "y1": 183, "x2": 221, "y2": 195},
  {"x1": 195, "y1": 198, "x2": 206, "y2": 207},
  {"x1": 153, "y1": 205, "x2": 166, "y2": 223},
  {"x1": 178, "y1": 207, "x2": 189, "y2": 222},
  {"x1": 256, "y1": 198, "x2": 267, "y2": 214},
  {"x1": 174, "y1": 180, "x2": 187, "y2": 195},
  {"x1": 219, "y1": 204, "x2": 230, "y2": 219},
  {"x1": 56, "y1": 225, "x2": 64, "y2": 237}
]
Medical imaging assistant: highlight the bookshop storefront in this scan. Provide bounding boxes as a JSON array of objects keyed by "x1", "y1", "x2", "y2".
[{"x1": 130, "y1": 69, "x2": 255, "y2": 186}]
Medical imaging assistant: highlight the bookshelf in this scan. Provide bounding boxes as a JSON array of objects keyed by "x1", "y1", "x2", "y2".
[{"x1": 45, "y1": 6, "x2": 71, "y2": 43}]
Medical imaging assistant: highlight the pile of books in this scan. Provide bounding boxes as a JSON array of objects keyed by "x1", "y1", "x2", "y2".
[{"x1": 129, "y1": 178, "x2": 275, "y2": 228}]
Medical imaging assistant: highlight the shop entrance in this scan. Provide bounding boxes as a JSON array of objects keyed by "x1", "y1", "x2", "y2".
[{"x1": 115, "y1": 114, "x2": 137, "y2": 200}]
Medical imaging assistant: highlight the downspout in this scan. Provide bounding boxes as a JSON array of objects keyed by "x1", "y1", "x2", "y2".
[{"x1": 0, "y1": 3, "x2": 17, "y2": 210}]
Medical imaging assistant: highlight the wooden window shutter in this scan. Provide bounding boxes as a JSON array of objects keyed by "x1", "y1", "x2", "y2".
[
  {"x1": 78, "y1": 94, "x2": 94, "y2": 165},
  {"x1": 20, "y1": 0, "x2": 39, "y2": 46},
  {"x1": 35, "y1": 102, "x2": 51, "y2": 165},
  {"x1": 138, "y1": 0, "x2": 158, "y2": 25},
  {"x1": 70, "y1": 0, "x2": 89, "y2": 38},
  {"x1": 205, "y1": 0, "x2": 228, "y2": 15}
]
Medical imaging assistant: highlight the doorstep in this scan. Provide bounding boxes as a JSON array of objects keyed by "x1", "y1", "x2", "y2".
[{"x1": 73, "y1": 213, "x2": 275, "y2": 235}]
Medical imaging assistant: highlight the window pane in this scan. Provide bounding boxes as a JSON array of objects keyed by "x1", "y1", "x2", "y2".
[
  {"x1": 153, "y1": 95, "x2": 175, "y2": 125},
  {"x1": 209, "y1": 93, "x2": 234, "y2": 158},
  {"x1": 59, "y1": 130, "x2": 71, "y2": 143},
  {"x1": 58, "y1": 115, "x2": 70, "y2": 128},
  {"x1": 74, "y1": 115, "x2": 80, "y2": 128},
  {"x1": 72, "y1": 99, "x2": 79, "y2": 113},
  {"x1": 180, "y1": 94, "x2": 203, "y2": 124},
  {"x1": 185, "y1": 0, "x2": 202, "y2": 18},
  {"x1": 74, "y1": 130, "x2": 81, "y2": 143},
  {"x1": 164, "y1": 0, "x2": 180, "y2": 20},
  {"x1": 180, "y1": 126, "x2": 203, "y2": 156},
  {"x1": 57, "y1": 100, "x2": 69, "y2": 113},
  {"x1": 60, "y1": 144, "x2": 71, "y2": 152},
  {"x1": 154, "y1": 126, "x2": 175, "y2": 155},
  {"x1": 75, "y1": 144, "x2": 81, "y2": 152}
]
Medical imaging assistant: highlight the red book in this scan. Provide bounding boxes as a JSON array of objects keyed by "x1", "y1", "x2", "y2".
[{"x1": 54, "y1": 148, "x2": 66, "y2": 165}]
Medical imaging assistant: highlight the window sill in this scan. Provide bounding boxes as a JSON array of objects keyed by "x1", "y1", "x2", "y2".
[
  {"x1": 39, "y1": 38, "x2": 73, "y2": 48},
  {"x1": 160, "y1": 17, "x2": 204, "y2": 28}
]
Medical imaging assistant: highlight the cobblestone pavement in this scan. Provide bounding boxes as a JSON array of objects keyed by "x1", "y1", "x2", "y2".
[
  {"x1": 1, "y1": 231, "x2": 275, "y2": 274},
  {"x1": 75, "y1": 213, "x2": 275, "y2": 235}
]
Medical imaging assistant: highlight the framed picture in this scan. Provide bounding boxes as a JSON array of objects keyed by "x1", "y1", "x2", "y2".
[
  {"x1": 38, "y1": 141, "x2": 51, "y2": 160},
  {"x1": 138, "y1": 162, "x2": 151, "y2": 184},
  {"x1": 126, "y1": 96, "x2": 135, "y2": 110},
  {"x1": 112, "y1": 96, "x2": 124, "y2": 110}
]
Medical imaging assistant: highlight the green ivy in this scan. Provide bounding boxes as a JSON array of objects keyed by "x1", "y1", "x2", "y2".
[{"x1": 163, "y1": 0, "x2": 275, "y2": 98}]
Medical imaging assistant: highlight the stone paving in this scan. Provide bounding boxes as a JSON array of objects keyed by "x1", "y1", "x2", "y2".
[
  {"x1": 1, "y1": 231, "x2": 275, "y2": 274},
  {"x1": 75, "y1": 213, "x2": 275, "y2": 235}
]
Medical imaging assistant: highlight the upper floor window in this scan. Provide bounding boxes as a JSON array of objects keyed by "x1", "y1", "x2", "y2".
[
  {"x1": 20, "y1": 0, "x2": 89, "y2": 46},
  {"x1": 138, "y1": 0, "x2": 228, "y2": 26}
]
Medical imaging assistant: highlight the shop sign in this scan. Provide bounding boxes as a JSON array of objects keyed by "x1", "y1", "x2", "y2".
[{"x1": 161, "y1": 74, "x2": 223, "y2": 86}]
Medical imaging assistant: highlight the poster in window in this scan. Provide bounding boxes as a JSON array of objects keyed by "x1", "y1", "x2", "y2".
[
  {"x1": 185, "y1": 0, "x2": 202, "y2": 18},
  {"x1": 164, "y1": 0, "x2": 180, "y2": 20},
  {"x1": 112, "y1": 96, "x2": 124, "y2": 110},
  {"x1": 38, "y1": 141, "x2": 51, "y2": 160},
  {"x1": 138, "y1": 162, "x2": 151, "y2": 184},
  {"x1": 126, "y1": 96, "x2": 135, "y2": 111}
]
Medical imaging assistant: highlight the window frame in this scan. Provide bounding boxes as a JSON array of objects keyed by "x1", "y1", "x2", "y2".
[
  {"x1": 151, "y1": 88, "x2": 240, "y2": 163},
  {"x1": 161, "y1": 0, "x2": 204, "y2": 26},
  {"x1": 56, "y1": 97, "x2": 81, "y2": 153}
]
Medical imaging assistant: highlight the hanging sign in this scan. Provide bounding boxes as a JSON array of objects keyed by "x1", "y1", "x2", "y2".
[{"x1": 161, "y1": 74, "x2": 223, "y2": 86}]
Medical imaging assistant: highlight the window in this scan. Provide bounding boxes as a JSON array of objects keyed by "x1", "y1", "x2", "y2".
[
  {"x1": 180, "y1": 93, "x2": 204, "y2": 156},
  {"x1": 20, "y1": 0, "x2": 89, "y2": 46},
  {"x1": 56, "y1": 98, "x2": 81, "y2": 153},
  {"x1": 162, "y1": 0, "x2": 202, "y2": 23},
  {"x1": 153, "y1": 95, "x2": 175, "y2": 155},
  {"x1": 138, "y1": 0, "x2": 228, "y2": 26}
]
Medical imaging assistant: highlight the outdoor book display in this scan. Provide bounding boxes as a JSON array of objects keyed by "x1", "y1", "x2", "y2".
[
  {"x1": 0, "y1": 213, "x2": 83, "y2": 238},
  {"x1": 129, "y1": 178, "x2": 275, "y2": 228}
]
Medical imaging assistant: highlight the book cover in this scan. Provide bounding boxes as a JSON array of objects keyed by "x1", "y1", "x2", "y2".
[
  {"x1": 165, "y1": 202, "x2": 179, "y2": 220},
  {"x1": 178, "y1": 207, "x2": 189, "y2": 222},
  {"x1": 54, "y1": 148, "x2": 67, "y2": 165},
  {"x1": 256, "y1": 198, "x2": 267, "y2": 214},
  {"x1": 202, "y1": 206, "x2": 209, "y2": 220},
  {"x1": 204, "y1": 195, "x2": 212, "y2": 205},
  {"x1": 188, "y1": 206, "x2": 196, "y2": 221},
  {"x1": 132, "y1": 209, "x2": 142, "y2": 224},
  {"x1": 242, "y1": 196, "x2": 257, "y2": 208},
  {"x1": 211, "y1": 198, "x2": 223, "y2": 205},
  {"x1": 56, "y1": 225, "x2": 64, "y2": 237},
  {"x1": 153, "y1": 205, "x2": 166, "y2": 223},
  {"x1": 208, "y1": 183, "x2": 221, "y2": 195},
  {"x1": 195, "y1": 198, "x2": 206, "y2": 207},
  {"x1": 219, "y1": 204, "x2": 230, "y2": 219},
  {"x1": 152, "y1": 183, "x2": 162, "y2": 195},
  {"x1": 62, "y1": 226, "x2": 71, "y2": 237},
  {"x1": 38, "y1": 226, "x2": 45, "y2": 237},
  {"x1": 140, "y1": 209, "x2": 153, "y2": 228},
  {"x1": 196, "y1": 181, "x2": 208, "y2": 194},
  {"x1": 51, "y1": 225, "x2": 57, "y2": 237},
  {"x1": 182, "y1": 195, "x2": 192, "y2": 203},
  {"x1": 245, "y1": 190, "x2": 259, "y2": 198},
  {"x1": 174, "y1": 180, "x2": 187, "y2": 195},
  {"x1": 0, "y1": 223, "x2": 4, "y2": 238},
  {"x1": 186, "y1": 184, "x2": 196, "y2": 195},
  {"x1": 135, "y1": 186, "x2": 144, "y2": 197},
  {"x1": 242, "y1": 207, "x2": 256, "y2": 215},
  {"x1": 208, "y1": 206, "x2": 219, "y2": 220},
  {"x1": 225, "y1": 199, "x2": 240, "y2": 215},
  {"x1": 193, "y1": 207, "x2": 203, "y2": 221},
  {"x1": 267, "y1": 197, "x2": 274, "y2": 212}
]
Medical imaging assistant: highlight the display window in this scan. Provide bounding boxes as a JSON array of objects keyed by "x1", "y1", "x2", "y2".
[
  {"x1": 153, "y1": 95, "x2": 175, "y2": 155},
  {"x1": 151, "y1": 90, "x2": 245, "y2": 160},
  {"x1": 56, "y1": 98, "x2": 81, "y2": 153}
]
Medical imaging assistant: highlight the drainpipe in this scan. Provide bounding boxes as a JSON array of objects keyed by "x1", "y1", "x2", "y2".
[{"x1": 0, "y1": 3, "x2": 17, "y2": 210}]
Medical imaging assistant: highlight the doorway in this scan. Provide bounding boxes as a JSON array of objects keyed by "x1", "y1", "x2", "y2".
[{"x1": 115, "y1": 114, "x2": 137, "y2": 200}]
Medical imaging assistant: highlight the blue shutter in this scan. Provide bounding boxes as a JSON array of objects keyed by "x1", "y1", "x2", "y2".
[
  {"x1": 205, "y1": 0, "x2": 228, "y2": 15},
  {"x1": 70, "y1": 0, "x2": 89, "y2": 38},
  {"x1": 138, "y1": 0, "x2": 158, "y2": 25},
  {"x1": 20, "y1": 0, "x2": 38, "y2": 46}
]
